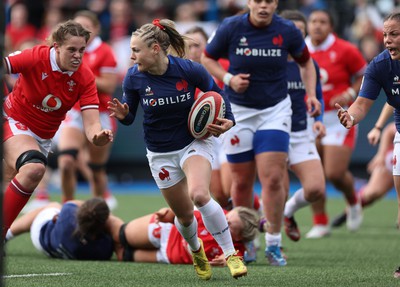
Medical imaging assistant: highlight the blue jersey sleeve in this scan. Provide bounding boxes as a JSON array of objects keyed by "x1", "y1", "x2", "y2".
[
  {"x1": 120, "y1": 66, "x2": 141, "y2": 125},
  {"x1": 204, "y1": 17, "x2": 232, "y2": 60},
  {"x1": 359, "y1": 61, "x2": 383, "y2": 101},
  {"x1": 286, "y1": 21, "x2": 306, "y2": 58}
]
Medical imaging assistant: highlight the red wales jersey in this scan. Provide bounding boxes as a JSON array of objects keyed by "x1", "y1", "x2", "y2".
[
  {"x1": 4, "y1": 45, "x2": 99, "y2": 139},
  {"x1": 166, "y1": 210, "x2": 245, "y2": 264},
  {"x1": 305, "y1": 34, "x2": 366, "y2": 111},
  {"x1": 72, "y1": 37, "x2": 118, "y2": 112}
]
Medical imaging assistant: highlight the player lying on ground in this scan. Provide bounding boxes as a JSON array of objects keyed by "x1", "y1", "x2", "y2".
[
  {"x1": 6, "y1": 200, "x2": 259, "y2": 268},
  {"x1": 5, "y1": 198, "x2": 123, "y2": 260},
  {"x1": 115, "y1": 206, "x2": 259, "y2": 266}
]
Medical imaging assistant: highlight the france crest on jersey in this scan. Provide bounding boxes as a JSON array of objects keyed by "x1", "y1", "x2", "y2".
[{"x1": 121, "y1": 55, "x2": 234, "y2": 152}]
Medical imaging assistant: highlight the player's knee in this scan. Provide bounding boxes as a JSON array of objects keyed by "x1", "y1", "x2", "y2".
[
  {"x1": 304, "y1": 187, "x2": 325, "y2": 202},
  {"x1": 15, "y1": 150, "x2": 47, "y2": 183},
  {"x1": 88, "y1": 162, "x2": 106, "y2": 171},
  {"x1": 191, "y1": 189, "x2": 211, "y2": 207},
  {"x1": 58, "y1": 149, "x2": 78, "y2": 171}
]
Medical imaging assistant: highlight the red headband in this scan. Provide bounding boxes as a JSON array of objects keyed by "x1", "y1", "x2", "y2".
[{"x1": 152, "y1": 19, "x2": 165, "y2": 31}]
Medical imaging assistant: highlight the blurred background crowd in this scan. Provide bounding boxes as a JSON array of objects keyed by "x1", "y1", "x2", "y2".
[{"x1": 4, "y1": 0, "x2": 399, "y2": 182}]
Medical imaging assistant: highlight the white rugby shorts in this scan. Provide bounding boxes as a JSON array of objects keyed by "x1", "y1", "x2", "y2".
[
  {"x1": 320, "y1": 110, "x2": 357, "y2": 148},
  {"x1": 288, "y1": 129, "x2": 320, "y2": 166},
  {"x1": 222, "y1": 96, "x2": 292, "y2": 155},
  {"x1": 146, "y1": 138, "x2": 214, "y2": 189},
  {"x1": 30, "y1": 207, "x2": 61, "y2": 255}
]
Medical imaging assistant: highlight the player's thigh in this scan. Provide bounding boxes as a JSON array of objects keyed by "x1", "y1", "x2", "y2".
[
  {"x1": 364, "y1": 167, "x2": 394, "y2": 199},
  {"x1": 3, "y1": 134, "x2": 42, "y2": 169},
  {"x1": 88, "y1": 141, "x2": 112, "y2": 164},
  {"x1": 321, "y1": 145, "x2": 352, "y2": 177},
  {"x1": 160, "y1": 179, "x2": 194, "y2": 222},
  {"x1": 290, "y1": 159, "x2": 325, "y2": 192},
  {"x1": 58, "y1": 126, "x2": 86, "y2": 150},
  {"x1": 255, "y1": 151, "x2": 287, "y2": 181}
]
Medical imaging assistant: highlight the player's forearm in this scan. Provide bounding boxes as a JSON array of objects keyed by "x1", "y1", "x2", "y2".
[
  {"x1": 300, "y1": 59, "x2": 317, "y2": 100},
  {"x1": 200, "y1": 53, "x2": 226, "y2": 83}
]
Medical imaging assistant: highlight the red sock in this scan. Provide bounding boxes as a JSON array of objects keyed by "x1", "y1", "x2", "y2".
[
  {"x1": 35, "y1": 188, "x2": 50, "y2": 200},
  {"x1": 346, "y1": 194, "x2": 358, "y2": 206},
  {"x1": 3, "y1": 179, "x2": 33, "y2": 238},
  {"x1": 313, "y1": 213, "x2": 328, "y2": 225},
  {"x1": 103, "y1": 190, "x2": 111, "y2": 199},
  {"x1": 253, "y1": 193, "x2": 260, "y2": 211},
  {"x1": 357, "y1": 187, "x2": 369, "y2": 207}
]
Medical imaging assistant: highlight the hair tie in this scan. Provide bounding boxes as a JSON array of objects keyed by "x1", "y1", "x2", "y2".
[{"x1": 152, "y1": 19, "x2": 165, "y2": 31}]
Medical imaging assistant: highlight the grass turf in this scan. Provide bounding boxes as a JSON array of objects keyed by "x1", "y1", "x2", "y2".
[{"x1": 3, "y1": 194, "x2": 400, "y2": 287}]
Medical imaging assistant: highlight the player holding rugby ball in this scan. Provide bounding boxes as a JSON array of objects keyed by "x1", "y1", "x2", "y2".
[{"x1": 107, "y1": 19, "x2": 246, "y2": 280}]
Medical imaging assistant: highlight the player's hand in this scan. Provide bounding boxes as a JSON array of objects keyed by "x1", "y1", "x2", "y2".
[
  {"x1": 307, "y1": 97, "x2": 321, "y2": 117},
  {"x1": 108, "y1": 98, "x2": 129, "y2": 120},
  {"x1": 230, "y1": 73, "x2": 250, "y2": 94},
  {"x1": 207, "y1": 118, "x2": 233, "y2": 137},
  {"x1": 154, "y1": 208, "x2": 175, "y2": 223},
  {"x1": 210, "y1": 254, "x2": 227, "y2": 267},
  {"x1": 313, "y1": 121, "x2": 326, "y2": 139},
  {"x1": 335, "y1": 103, "x2": 354, "y2": 129},
  {"x1": 92, "y1": 129, "x2": 113, "y2": 146},
  {"x1": 367, "y1": 127, "x2": 381, "y2": 146}
]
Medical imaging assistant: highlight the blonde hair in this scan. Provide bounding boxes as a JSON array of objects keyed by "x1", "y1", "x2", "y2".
[
  {"x1": 132, "y1": 19, "x2": 188, "y2": 58},
  {"x1": 234, "y1": 206, "x2": 259, "y2": 243}
]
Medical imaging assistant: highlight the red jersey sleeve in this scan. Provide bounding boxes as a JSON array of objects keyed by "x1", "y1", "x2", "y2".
[{"x1": 5, "y1": 47, "x2": 40, "y2": 74}]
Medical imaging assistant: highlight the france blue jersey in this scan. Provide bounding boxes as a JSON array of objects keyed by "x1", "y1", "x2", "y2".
[
  {"x1": 39, "y1": 203, "x2": 114, "y2": 260},
  {"x1": 359, "y1": 50, "x2": 400, "y2": 131},
  {"x1": 205, "y1": 13, "x2": 306, "y2": 109},
  {"x1": 287, "y1": 59, "x2": 324, "y2": 132},
  {"x1": 121, "y1": 55, "x2": 235, "y2": 152}
]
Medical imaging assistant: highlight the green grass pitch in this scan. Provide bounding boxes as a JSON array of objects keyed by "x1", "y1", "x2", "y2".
[{"x1": 3, "y1": 193, "x2": 400, "y2": 287}]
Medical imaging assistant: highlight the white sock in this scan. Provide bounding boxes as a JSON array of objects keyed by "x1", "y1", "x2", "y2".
[
  {"x1": 265, "y1": 232, "x2": 282, "y2": 247},
  {"x1": 197, "y1": 198, "x2": 235, "y2": 257},
  {"x1": 5, "y1": 229, "x2": 14, "y2": 241},
  {"x1": 284, "y1": 188, "x2": 309, "y2": 218},
  {"x1": 174, "y1": 216, "x2": 200, "y2": 252}
]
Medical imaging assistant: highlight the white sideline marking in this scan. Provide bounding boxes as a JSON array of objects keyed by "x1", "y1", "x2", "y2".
[{"x1": 4, "y1": 272, "x2": 72, "y2": 278}]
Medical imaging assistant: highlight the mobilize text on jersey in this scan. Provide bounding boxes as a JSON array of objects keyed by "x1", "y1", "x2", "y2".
[{"x1": 142, "y1": 92, "x2": 192, "y2": 106}]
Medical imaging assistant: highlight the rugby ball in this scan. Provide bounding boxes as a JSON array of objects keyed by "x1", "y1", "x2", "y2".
[{"x1": 188, "y1": 91, "x2": 226, "y2": 139}]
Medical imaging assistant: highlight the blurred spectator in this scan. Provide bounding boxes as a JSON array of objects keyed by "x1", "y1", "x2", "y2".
[
  {"x1": 298, "y1": 0, "x2": 327, "y2": 17},
  {"x1": 84, "y1": 0, "x2": 112, "y2": 40},
  {"x1": 106, "y1": 0, "x2": 137, "y2": 81},
  {"x1": 36, "y1": 7, "x2": 65, "y2": 43},
  {"x1": 105, "y1": 0, "x2": 136, "y2": 43},
  {"x1": 4, "y1": 38, "x2": 39, "y2": 89},
  {"x1": 217, "y1": 0, "x2": 246, "y2": 19},
  {"x1": 350, "y1": 0, "x2": 383, "y2": 45},
  {"x1": 174, "y1": 2, "x2": 199, "y2": 22},
  {"x1": 359, "y1": 35, "x2": 382, "y2": 63},
  {"x1": 5, "y1": 2, "x2": 37, "y2": 52}
]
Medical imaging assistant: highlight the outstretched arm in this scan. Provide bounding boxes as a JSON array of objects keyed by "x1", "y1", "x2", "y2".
[
  {"x1": 335, "y1": 96, "x2": 375, "y2": 129},
  {"x1": 81, "y1": 109, "x2": 114, "y2": 146},
  {"x1": 9, "y1": 202, "x2": 62, "y2": 238}
]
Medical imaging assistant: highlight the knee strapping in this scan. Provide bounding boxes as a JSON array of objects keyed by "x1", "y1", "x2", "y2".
[
  {"x1": 16, "y1": 150, "x2": 47, "y2": 171},
  {"x1": 58, "y1": 149, "x2": 79, "y2": 159},
  {"x1": 119, "y1": 223, "x2": 134, "y2": 262},
  {"x1": 88, "y1": 162, "x2": 106, "y2": 171}
]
